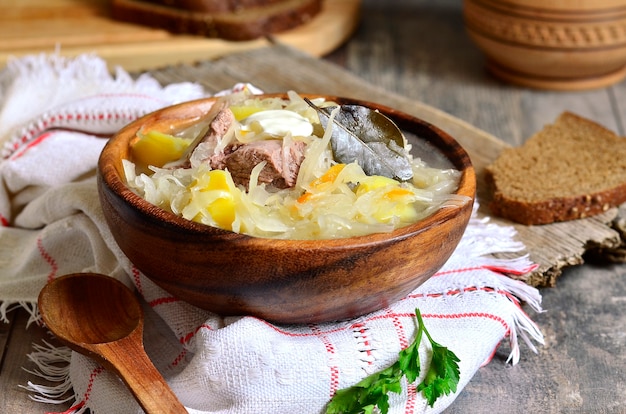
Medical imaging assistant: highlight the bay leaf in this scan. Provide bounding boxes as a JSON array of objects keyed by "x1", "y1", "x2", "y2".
[{"x1": 305, "y1": 98, "x2": 413, "y2": 181}]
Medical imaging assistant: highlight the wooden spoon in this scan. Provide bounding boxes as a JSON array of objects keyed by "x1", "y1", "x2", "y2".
[{"x1": 37, "y1": 273, "x2": 187, "y2": 413}]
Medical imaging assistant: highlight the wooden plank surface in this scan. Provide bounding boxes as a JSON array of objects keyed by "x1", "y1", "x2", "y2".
[
  {"x1": 0, "y1": 0, "x2": 361, "y2": 71},
  {"x1": 1, "y1": 0, "x2": 625, "y2": 412}
]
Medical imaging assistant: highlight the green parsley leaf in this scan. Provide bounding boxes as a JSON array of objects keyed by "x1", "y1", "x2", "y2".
[
  {"x1": 326, "y1": 364, "x2": 402, "y2": 414},
  {"x1": 397, "y1": 326, "x2": 422, "y2": 384},
  {"x1": 325, "y1": 309, "x2": 461, "y2": 413},
  {"x1": 415, "y1": 310, "x2": 461, "y2": 407}
]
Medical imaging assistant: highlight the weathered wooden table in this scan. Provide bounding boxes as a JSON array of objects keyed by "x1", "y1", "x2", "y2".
[{"x1": 1, "y1": 0, "x2": 625, "y2": 413}]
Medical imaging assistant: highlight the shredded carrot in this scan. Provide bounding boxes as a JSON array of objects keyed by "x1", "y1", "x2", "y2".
[
  {"x1": 297, "y1": 164, "x2": 346, "y2": 204},
  {"x1": 385, "y1": 187, "x2": 414, "y2": 200},
  {"x1": 297, "y1": 192, "x2": 313, "y2": 204},
  {"x1": 310, "y1": 164, "x2": 345, "y2": 187}
]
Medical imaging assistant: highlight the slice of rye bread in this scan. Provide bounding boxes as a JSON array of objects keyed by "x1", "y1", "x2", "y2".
[
  {"x1": 111, "y1": 0, "x2": 322, "y2": 41},
  {"x1": 485, "y1": 111, "x2": 626, "y2": 225},
  {"x1": 142, "y1": 0, "x2": 286, "y2": 13}
]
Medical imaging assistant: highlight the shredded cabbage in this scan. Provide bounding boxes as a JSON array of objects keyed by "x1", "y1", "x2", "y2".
[{"x1": 123, "y1": 93, "x2": 468, "y2": 240}]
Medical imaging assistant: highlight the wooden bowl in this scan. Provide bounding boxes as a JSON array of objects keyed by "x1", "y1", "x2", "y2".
[
  {"x1": 463, "y1": 0, "x2": 626, "y2": 90},
  {"x1": 97, "y1": 94, "x2": 476, "y2": 324}
]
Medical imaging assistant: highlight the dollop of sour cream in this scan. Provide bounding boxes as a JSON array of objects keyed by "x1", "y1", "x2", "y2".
[{"x1": 241, "y1": 109, "x2": 313, "y2": 137}]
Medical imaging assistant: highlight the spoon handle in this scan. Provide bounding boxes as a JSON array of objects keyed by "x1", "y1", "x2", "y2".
[{"x1": 96, "y1": 336, "x2": 187, "y2": 414}]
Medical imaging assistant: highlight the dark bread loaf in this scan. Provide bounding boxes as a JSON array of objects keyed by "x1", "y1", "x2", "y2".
[
  {"x1": 111, "y1": 0, "x2": 322, "y2": 41},
  {"x1": 486, "y1": 112, "x2": 626, "y2": 225},
  {"x1": 142, "y1": 0, "x2": 285, "y2": 13}
]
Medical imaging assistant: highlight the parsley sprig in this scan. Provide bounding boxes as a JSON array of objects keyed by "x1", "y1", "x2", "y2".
[{"x1": 326, "y1": 309, "x2": 460, "y2": 413}]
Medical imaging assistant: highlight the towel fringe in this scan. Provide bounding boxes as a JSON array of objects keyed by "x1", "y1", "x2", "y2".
[
  {"x1": 1, "y1": 303, "x2": 77, "y2": 410},
  {"x1": 497, "y1": 276, "x2": 545, "y2": 365},
  {"x1": 496, "y1": 272, "x2": 543, "y2": 314},
  {"x1": 20, "y1": 340, "x2": 75, "y2": 406},
  {"x1": 0, "y1": 300, "x2": 40, "y2": 325},
  {"x1": 459, "y1": 207, "x2": 545, "y2": 365}
]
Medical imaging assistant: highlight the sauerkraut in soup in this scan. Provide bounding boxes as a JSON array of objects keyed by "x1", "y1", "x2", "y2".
[{"x1": 123, "y1": 91, "x2": 468, "y2": 240}]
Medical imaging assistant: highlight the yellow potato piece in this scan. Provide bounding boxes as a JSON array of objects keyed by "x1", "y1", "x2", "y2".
[
  {"x1": 229, "y1": 106, "x2": 265, "y2": 122},
  {"x1": 193, "y1": 170, "x2": 238, "y2": 231},
  {"x1": 356, "y1": 176, "x2": 418, "y2": 222},
  {"x1": 373, "y1": 201, "x2": 418, "y2": 223},
  {"x1": 132, "y1": 130, "x2": 190, "y2": 168},
  {"x1": 207, "y1": 197, "x2": 236, "y2": 230},
  {"x1": 204, "y1": 169, "x2": 232, "y2": 191},
  {"x1": 355, "y1": 175, "x2": 398, "y2": 196}
]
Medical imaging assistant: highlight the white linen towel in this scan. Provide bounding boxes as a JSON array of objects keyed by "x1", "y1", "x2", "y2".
[{"x1": 0, "y1": 54, "x2": 543, "y2": 414}]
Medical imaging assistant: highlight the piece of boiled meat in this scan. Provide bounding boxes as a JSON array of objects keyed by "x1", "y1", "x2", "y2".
[{"x1": 211, "y1": 139, "x2": 306, "y2": 189}]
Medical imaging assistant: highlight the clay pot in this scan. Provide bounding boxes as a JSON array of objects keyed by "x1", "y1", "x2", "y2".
[{"x1": 463, "y1": 0, "x2": 626, "y2": 90}]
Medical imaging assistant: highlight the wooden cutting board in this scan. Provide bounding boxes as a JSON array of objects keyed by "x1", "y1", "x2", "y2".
[{"x1": 0, "y1": 0, "x2": 360, "y2": 71}]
